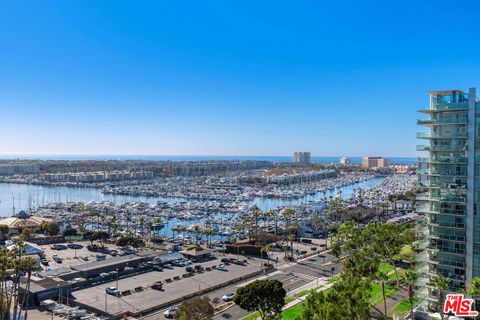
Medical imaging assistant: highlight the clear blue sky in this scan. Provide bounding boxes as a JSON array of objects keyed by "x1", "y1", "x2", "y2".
[{"x1": 1, "y1": 0, "x2": 479, "y2": 157}]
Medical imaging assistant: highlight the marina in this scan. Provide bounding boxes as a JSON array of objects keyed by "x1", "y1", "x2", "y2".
[{"x1": 0, "y1": 174, "x2": 417, "y2": 242}]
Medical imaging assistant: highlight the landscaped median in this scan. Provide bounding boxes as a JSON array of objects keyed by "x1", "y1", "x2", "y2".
[{"x1": 240, "y1": 283, "x2": 330, "y2": 320}]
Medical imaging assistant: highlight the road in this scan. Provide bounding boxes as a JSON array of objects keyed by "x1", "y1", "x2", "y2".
[{"x1": 140, "y1": 252, "x2": 343, "y2": 320}]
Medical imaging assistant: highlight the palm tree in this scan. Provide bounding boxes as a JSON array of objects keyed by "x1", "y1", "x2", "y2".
[
  {"x1": 281, "y1": 208, "x2": 297, "y2": 259},
  {"x1": 261, "y1": 244, "x2": 272, "y2": 262},
  {"x1": 470, "y1": 277, "x2": 480, "y2": 297},
  {"x1": 250, "y1": 205, "x2": 262, "y2": 243},
  {"x1": 375, "y1": 271, "x2": 390, "y2": 318},
  {"x1": 21, "y1": 256, "x2": 38, "y2": 320},
  {"x1": 402, "y1": 270, "x2": 418, "y2": 320},
  {"x1": 319, "y1": 220, "x2": 330, "y2": 249},
  {"x1": 139, "y1": 215, "x2": 146, "y2": 241},
  {"x1": 193, "y1": 225, "x2": 201, "y2": 245},
  {"x1": 124, "y1": 212, "x2": 133, "y2": 235},
  {"x1": 432, "y1": 276, "x2": 449, "y2": 320}
]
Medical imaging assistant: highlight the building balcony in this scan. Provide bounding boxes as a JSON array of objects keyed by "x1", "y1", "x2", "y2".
[
  {"x1": 417, "y1": 132, "x2": 468, "y2": 139},
  {"x1": 416, "y1": 192, "x2": 430, "y2": 201},
  {"x1": 426, "y1": 156, "x2": 467, "y2": 164},
  {"x1": 417, "y1": 145, "x2": 430, "y2": 151},
  {"x1": 416, "y1": 203, "x2": 432, "y2": 213},
  {"x1": 417, "y1": 117, "x2": 468, "y2": 126}
]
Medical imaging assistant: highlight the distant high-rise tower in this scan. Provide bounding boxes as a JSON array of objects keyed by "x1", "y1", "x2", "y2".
[
  {"x1": 361, "y1": 156, "x2": 390, "y2": 169},
  {"x1": 416, "y1": 88, "x2": 479, "y2": 308},
  {"x1": 293, "y1": 152, "x2": 311, "y2": 164},
  {"x1": 340, "y1": 157, "x2": 351, "y2": 165}
]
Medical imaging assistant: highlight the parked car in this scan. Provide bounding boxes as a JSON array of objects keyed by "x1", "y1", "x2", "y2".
[
  {"x1": 110, "y1": 250, "x2": 118, "y2": 256},
  {"x1": 216, "y1": 264, "x2": 227, "y2": 271},
  {"x1": 222, "y1": 292, "x2": 235, "y2": 302},
  {"x1": 86, "y1": 244, "x2": 98, "y2": 251},
  {"x1": 233, "y1": 260, "x2": 245, "y2": 266},
  {"x1": 163, "y1": 264, "x2": 173, "y2": 269},
  {"x1": 153, "y1": 265, "x2": 163, "y2": 271},
  {"x1": 52, "y1": 255, "x2": 62, "y2": 263},
  {"x1": 151, "y1": 282, "x2": 163, "y2": 290},
  {"x1": 51, "y1": 244, "x2": 68, "y2": 250},
  {"x1": 164, "y1": 307, "x2": 177, "y2": 318},
  {"x1": 194, "y1": 265, "x2": 203, "y2": 271},
  {"x1": 220, "y1": 257, "x2": 230, "y2": 264},
  {"x1": 96, "y1": 254, "x2": 106, "y2": 261},
  {"x1": 40, "y1": 259, "x2": 49, "y2": 266},
  {"x1": 80, "y1": 256, "x2": 89, "y2": 261},
  {"x1": 185, "y1": 266, "x2": 195, "y2": 273},
  {"x1": 67, "y1": 243, "x2": 82, "y2": 249},
  {"x1": 105, "y1": 287, "x2": 119, "y2": 296}
]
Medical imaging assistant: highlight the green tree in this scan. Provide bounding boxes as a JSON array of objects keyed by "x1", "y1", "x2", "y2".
[
  {"x1": 302, "y1": 275, "x2": 371, "y2": 320},
  {"x1": 63, "y1": 227, "x2": 78, "y2": 241},
  {"x1": 401, "y1": 270, "x2": 418, "y2": 319},
  {"x1": 175, "y1": 296, "x2": 214, "y2": 320},
  {"x1": 234, "y1": 279, "x2": 286, "y2": 320},
  {"x1": 432, "y1": 276, "x2": 449, "y2": 320},
  {"x1": 19, "y1": 228, "x2": 32, "y2": 241},
  {"x1": 44, "y1": 222, "x2": 60, "y2": 236},
  {"x1": 20, "y1": 256, "x2": 39, "y2": 320},
  {"x1": 375, "y1": 271, "x2": 390, "y2": 318},
  {"x1": 281, "y1": 208, "x2": 298, "y2": 259},
  {"x1": 211, "y1": 296, "x2": 220, "y2": 309},
  {"x1": 0, "y1": 224, "x2": 9, "y2": 240}
]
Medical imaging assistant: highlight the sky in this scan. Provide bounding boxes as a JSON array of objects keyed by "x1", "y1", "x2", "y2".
[{"x1": 1, "y1": 0, "x2": 479, "y2": 158}]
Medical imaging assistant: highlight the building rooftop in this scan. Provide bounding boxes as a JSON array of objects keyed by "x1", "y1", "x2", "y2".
[{"x1": 428, "y1": 89, "x2": 464, "y2": 95}]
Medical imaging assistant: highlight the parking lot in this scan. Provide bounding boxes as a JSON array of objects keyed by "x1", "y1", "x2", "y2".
[
  {"x1": 38, "y1": 240, "x2": 134, "y2": 270},
  {"x1": 72, "y1": 256, "x2": 261, "y2": 316}
]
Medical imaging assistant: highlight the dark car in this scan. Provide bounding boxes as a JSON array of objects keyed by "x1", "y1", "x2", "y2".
[
  {"x1": 194, "y1": 265, "x2": 203, "y2": 271},
  {"x1": 163, "y1": 264, "x2": 173, "y2": 269},
  {"x1": 67, "y1": 243, "x2": 83, "y2": 249},
  {"x1": 220, "y1": 257, "x2": 230, "y2": 264},
  {"x1": 40, "y1": 259, "x2": 49, "y2": 266},
  {"x1": 87, "y1": 244, "x2": 98, "y2": 251},
  {"x1": 185, "y1": 266, "x2": 195, "y2": 273},
  {"x1": 153, "y1": 265, "x2": 163, "y2": 271},
  {"x1": 151, "y1": 282, "x2": 163, "y2": 290},
  {"x1": 233, "y1": 260, "x2": 245, "y2": 266}
]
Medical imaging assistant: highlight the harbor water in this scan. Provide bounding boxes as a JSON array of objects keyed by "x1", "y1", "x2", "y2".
[{"x1": 0, "y1": 177, "x2": 384, "y2": 216}]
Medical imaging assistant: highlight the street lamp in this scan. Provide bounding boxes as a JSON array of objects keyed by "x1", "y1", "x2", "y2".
[{"x1": 116, "y1": 268, "x2": 119, "y2": 291}]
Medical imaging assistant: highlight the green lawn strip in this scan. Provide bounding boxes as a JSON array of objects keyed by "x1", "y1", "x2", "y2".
[
  {"x1": 284, "y1": 296, "x2": 296, "y2": 304},
  {"x1": 281, "y1": 300, "x2": 307, "y2": 319},
  {"x1": 388, "y1": 267, "x2": 406, "y2": 281},
  {"x1": 394, "y1": 244, "x2": 416, "y2": 262},
  {"x1": 327, "y1": 275, "x2": 338, "y2": 284},
  {"x1": 388, "y1": 298, "x2": 417, "y2": 317},
  {"x1": 369, "y1": 283, "x2": 399, "y2": 305},
  {"x1": 241, "y1": 311, "x2": 260, "y2": 320},
  {"x1": 378, "y1": 263, "x2": 394, "y2": 274}
]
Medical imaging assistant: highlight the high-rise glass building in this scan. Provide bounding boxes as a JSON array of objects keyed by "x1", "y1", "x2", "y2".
[{"x1": 416, "y1": 88, "x2": 479, "y2": 307}]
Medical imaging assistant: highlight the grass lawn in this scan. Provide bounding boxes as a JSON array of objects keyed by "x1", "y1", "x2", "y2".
[
  {"x1": 241, "y1": 312, "x2": 260, "y2": 320},
  {"x1": 394, "y1": 244, "x2": 416, "y2": 262},
  {"x1": 378, "y1": 263, "x2": 394, "y2": 274},
  {"x1": 388, "y1": 267, "x2": 407, "y2": 281},
  {"x1": 389, "y1": 298, "x2": 417, "y2": 316},
  {"x1": 327, "y1": 275, "x2": 338, "y2": 283},
  {"x1": 369, "y1": 283, "x2": 399, "y2": 305},
  {"x1": 281, "y1": 301, "x2": 307, "y2": 319}
]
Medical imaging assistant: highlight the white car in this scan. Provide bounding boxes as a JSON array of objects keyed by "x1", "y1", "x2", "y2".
[
  {"x1": 216, "y1": 264, "x2": 227, "y2": 271},
  {"x1": 105, "y1": 287, "x2": 119, "y2": 296},
  {"x1": 164, "y1": 307, "x2": 178, "y2": 318},
  {"x1": 222, "y1": 292, "x2": 235, "y2": 302}
]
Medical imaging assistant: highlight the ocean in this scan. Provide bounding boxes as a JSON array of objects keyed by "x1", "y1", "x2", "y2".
[{"x1": 0, "y1": 155, "x2": 416, "y2": 164}]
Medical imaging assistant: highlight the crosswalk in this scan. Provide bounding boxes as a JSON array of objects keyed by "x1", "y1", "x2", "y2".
[{"x1": 282, "y1": 270, "x2": 318, "y2": 282}]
